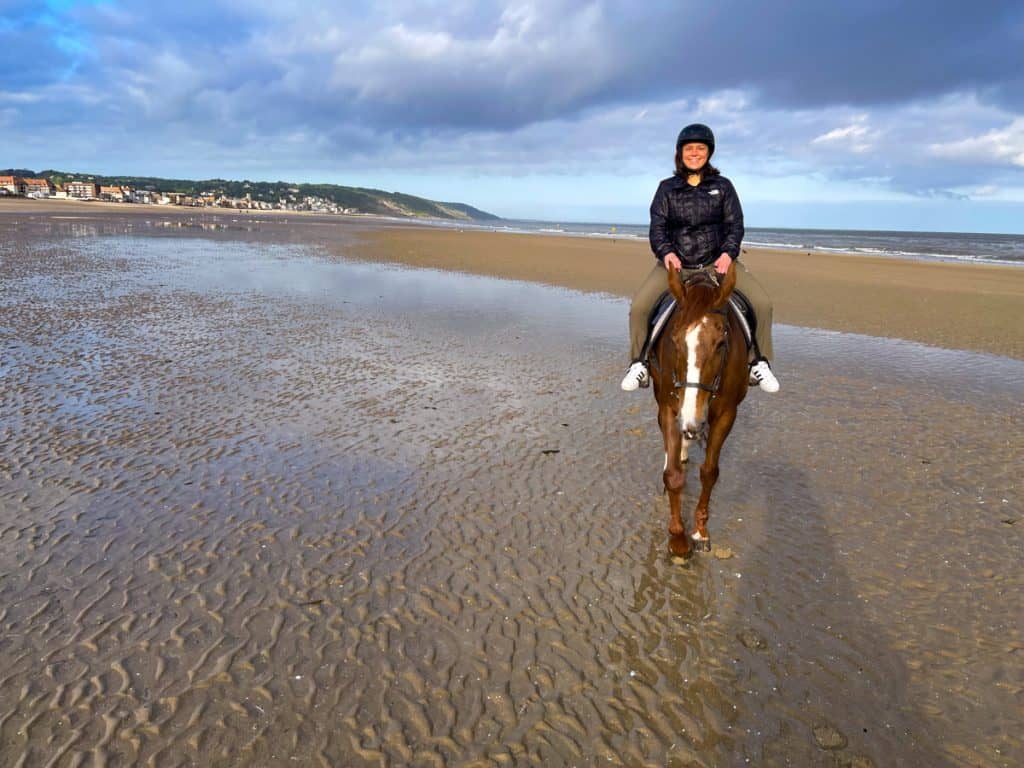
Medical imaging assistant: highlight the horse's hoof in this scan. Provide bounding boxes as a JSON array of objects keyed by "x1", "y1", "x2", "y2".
[
  {"x1": 690, "y1": 533, "x2": 711, "y2": 552},
  {"x1": 668, "y1": 534, "x2": 692, "y2": 558}
]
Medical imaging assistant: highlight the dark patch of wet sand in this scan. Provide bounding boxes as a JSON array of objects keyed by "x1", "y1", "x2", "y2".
[{"x1": 1, "y1": 214, "x2": 1021, "y2": 766}]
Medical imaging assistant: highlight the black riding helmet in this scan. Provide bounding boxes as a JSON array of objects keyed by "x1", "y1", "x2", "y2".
[{"x1": 676, "y1": 123, "x2": 715, "y2": 157}]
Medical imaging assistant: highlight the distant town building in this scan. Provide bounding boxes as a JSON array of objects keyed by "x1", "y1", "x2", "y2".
[
  {"x1": 66, "y1": 181, "x2": 99, "y2": 199},
  {"x1": 0, "y1": 176, "x2": 27, "y2": 196},
  {"x1": 99, "y1": 185, "x2": 132, "y2": 202},
  {"x1": 130, "y1": 189, "x2": 156, "y2": 204},
  {"x1": 23, "y1": 178, "x2": 55, "y2": 197}
]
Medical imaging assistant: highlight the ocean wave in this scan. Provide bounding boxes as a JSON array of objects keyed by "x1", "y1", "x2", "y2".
[
  {"x1": 426, "y1": 218, "x2": 1023, "y2": 265},
  {"x1": 744, "y1": 240, "x2": 808, "y2": 250}
]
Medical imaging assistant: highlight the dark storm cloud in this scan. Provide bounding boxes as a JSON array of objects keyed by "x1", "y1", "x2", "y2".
[
  {"x1": 4, "y1": 0, "x2": 1023, "y2": 199},
  {"x1": 623, "y1": 1, "x2": 1024, "y2": 110},
  {"x1": 190, "y1": 0, "x2": 1022, "y2": 134},
  {"x1": 12, "y1": 1, "x2": 1022, "y2": 131}
]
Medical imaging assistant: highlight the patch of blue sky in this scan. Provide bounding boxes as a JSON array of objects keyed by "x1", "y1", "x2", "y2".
[
  {"x1": 52, "y1": 32, "x2": 90, "y2": 57},
  {"x1": 44, "y1": 0, "x2": 95, "y2": 12},
  {"x1": 33, "y1": 0, "x2": 102, "y2": 77}
]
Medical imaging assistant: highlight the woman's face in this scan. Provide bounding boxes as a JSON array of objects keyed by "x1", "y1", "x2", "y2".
[{"x1": 681, "y1": 142, "x2": 710, "y2": 172}]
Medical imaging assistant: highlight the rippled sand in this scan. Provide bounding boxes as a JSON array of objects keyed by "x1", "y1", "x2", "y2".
[{"x1": 1, "y1": 212, "x2": 1021, "y2": 767}]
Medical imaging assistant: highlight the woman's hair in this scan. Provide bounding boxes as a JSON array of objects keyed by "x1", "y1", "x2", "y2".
[{"x1": 674, "y1": 149, "x2": 720, "y2": 180}]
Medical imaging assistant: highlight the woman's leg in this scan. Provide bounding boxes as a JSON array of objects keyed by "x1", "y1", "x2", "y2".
[
  {"x1": 628, "y1": 262, "x2": 670, "y2": 361},
  {"x1": 733, "y1": 262, "x2": 774, "y2": 362}
]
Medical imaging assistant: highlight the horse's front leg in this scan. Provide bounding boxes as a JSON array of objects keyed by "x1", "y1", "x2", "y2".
[
  {"x1": 692, "y1": 407, "x2": 737, "y2": 552},
  {"x1": 659, "y1": 403, "x2": 690, "y2": 556}
]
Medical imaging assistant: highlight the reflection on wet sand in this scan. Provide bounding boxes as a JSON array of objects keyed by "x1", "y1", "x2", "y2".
[{"x1": 1, "y1": 214, "x2": 1021, "y2": 766}]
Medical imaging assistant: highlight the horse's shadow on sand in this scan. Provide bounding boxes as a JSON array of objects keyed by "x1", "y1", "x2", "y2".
[{"x1": 649, "y1": 458, "x2": 955, "y2": 768}]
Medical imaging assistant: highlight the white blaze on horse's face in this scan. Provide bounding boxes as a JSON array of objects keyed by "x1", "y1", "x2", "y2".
[{"x1": 679, "y1": 319, "x2": 707, "y2": 433}]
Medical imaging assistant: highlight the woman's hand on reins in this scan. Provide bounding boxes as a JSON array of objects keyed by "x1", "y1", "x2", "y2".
[
  {"x1": 714, "y1": 253, "x2": 733, "y2": 274},
  {"x1": 664, "y1": 253, "x2": 682, "y2": 272}
]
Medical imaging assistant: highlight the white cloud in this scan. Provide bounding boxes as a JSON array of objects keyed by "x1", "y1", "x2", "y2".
[
  {"x1": 928, "y1": 118, "x2": 1024, "y2": 166},
  {"x1": 696, "y1": 91, "x2": 750, "y2": 116},
  {"x1": 811, "y1": 116, "x2": 873, "y2": 153},
  {"x1": 813, "y1": 124, "x2": 868, "y2": 142},
  {"x1": 0, "y1": 90, "x2": 43, "y2": 104}
]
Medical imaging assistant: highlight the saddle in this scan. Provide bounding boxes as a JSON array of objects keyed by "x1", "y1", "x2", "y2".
[{"x1": 642, "y1": 289, "x2": 758, "y2": 362}]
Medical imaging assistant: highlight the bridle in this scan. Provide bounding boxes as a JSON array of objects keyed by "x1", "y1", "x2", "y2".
[
  {"x1": 672, "y1": 308, "x2": 730, "y2": 400},
  {"x1": 670, "y1": 269, "x2": 731, "y2": 402}
]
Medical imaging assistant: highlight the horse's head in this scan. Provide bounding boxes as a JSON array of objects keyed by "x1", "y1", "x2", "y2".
[{"x1": 667, "y1": 263, "x2": 736, "y2": 436}]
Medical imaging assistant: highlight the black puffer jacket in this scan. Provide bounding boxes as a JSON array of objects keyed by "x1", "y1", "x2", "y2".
[{"x1": 649, "y1": 173, "x2": 744, "y2": 267}]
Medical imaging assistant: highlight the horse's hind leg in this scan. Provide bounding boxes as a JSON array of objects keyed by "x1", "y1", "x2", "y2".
[
  {"x1": 692, "y1": 408, "x2": 737, "y2": 552},
  {"x1": 659, "y1": 404, "x2": 690, "y2": 556}
]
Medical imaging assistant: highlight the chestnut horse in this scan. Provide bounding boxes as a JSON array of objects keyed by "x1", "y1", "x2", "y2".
[{"x1": 649, "y1": 263, "x2": 749, "y2": 557}]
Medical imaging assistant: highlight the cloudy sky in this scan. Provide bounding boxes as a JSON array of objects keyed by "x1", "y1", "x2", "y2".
[{"x1": 3, "y1": 0, "x2": 1023, "y2": 230}]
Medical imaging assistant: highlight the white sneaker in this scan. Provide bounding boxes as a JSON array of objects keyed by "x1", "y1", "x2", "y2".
[
  {"x1": 749, "y1": 360, "x2": 780, "y2": 393},
  {"x1": 620, "y1": 361, "x2": 650, "y2": 391}
]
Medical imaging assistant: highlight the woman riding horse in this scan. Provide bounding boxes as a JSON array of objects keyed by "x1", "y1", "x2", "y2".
[{"x1": 621, "y1": 123, "x2": 780, "y2": 394}]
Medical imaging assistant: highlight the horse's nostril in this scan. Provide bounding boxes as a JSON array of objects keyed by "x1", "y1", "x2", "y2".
[{"x1": 682, "y1": 420, "x2": 708, "y2": 439}]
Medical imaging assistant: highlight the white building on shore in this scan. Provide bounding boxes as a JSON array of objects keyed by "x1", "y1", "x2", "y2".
[{"x1": 23, "y1": 178, "x2": 55, "y2": 197}]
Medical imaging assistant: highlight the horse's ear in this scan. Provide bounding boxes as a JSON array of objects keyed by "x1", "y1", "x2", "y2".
[
  {"x1": 713, "y1": 262, "x2": 737, "y2": 309},
  {"x1": 667, "y1": 265, "x2": 686, "y2": 303}
]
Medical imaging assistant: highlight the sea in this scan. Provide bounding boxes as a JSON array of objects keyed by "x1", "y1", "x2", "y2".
[{"x1": 430, "y1": 219, "x2": 1024, "y2": 266}]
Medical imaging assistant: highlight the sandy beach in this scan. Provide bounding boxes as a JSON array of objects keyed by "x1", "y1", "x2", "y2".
[
  {"x1": 349, "y1": 225, "x2": 1024, "y2": 360},
  {"x1": 1, "y1": 205, "x2": 1022, "y2": 766}
]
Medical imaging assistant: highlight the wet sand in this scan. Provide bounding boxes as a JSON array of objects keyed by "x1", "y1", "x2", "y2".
[{"x1": 1, "y1": 209, "x2": 1022, "y2": 766}]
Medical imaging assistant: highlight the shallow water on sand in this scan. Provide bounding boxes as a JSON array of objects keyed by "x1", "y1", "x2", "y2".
[{"x1": 1, "y1": 217, "x2": 1021, "y2": 767}]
